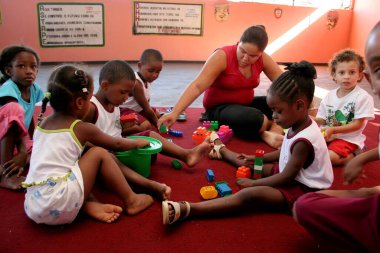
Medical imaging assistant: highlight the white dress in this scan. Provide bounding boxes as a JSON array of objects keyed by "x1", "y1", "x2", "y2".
[{"x1": 23, "y1": 120, "x2": 85, "y2": 225}]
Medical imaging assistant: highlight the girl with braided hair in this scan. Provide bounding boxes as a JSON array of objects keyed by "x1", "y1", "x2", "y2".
[
  {"x1": 161, "y1": 61, "x2": 333, "y2": 225},
  {"x1": 23, "y1": 65, "x2": 155, "y2": 225}
]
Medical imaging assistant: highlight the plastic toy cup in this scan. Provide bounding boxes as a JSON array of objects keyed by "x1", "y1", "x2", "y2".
[{"x1": 115, "y1": 136, "x2": 162, "y2": 177}]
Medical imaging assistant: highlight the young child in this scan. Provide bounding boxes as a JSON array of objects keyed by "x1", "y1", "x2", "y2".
[
  {"x1": 315, "y1": 49, "x2": 375, "y2": 166},
  {"x1": 293, "y1": 22, "x2": 380, "y2": 253},
  {"x1": 161, "y1": 61, "x2": 334, "y2": 225},
  {"x1": 0, "y1": 45, "x2": 44, "y2": 190},
  {"x1": 23, "y1": 65, "x2": 155, "y2": 225},
  {"x1": 82, "y1": 60, "x2": 211, "y2": 193},
  {"x1": 119, "y1": 49, "x2": 163, "y2": 135}
]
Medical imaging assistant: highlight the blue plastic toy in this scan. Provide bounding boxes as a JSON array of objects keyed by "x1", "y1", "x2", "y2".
[
  {"x1": 206, "y1": 169, "x2": 215, "y2": 182},
  {"x1": 215, "y1": 181, "x2": 232, "y2": 197},
  {"x1": 167, "y1": 129, "x2": 183, "y2": 137}
]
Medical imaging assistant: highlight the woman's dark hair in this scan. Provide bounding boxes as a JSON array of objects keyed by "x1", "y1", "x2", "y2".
[
  {"x1": 99, "y1": 60, "x2": 135, "y2": 85},
  {"x1": 268, "y1": 61, "x2": 316, "y2": 107},
  {"x1": 39, "y1": 65, "x2": 93, "y2": 121},
  {"x1": 0, "y1": 45, "x2": 40, "y2": 84},
  {"x1": 240, "y1": 25, "x2": 268, "y2": 51}
]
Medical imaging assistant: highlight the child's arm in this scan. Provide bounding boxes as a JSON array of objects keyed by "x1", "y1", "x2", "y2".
[
  {"x1": 133, "y1": 81, "x2": 158, "y2": 127},
  {"x1": 245, "y1": 141, "x2": 308, "y2": 187},
  {"x1": 75, "y1": 121, "x2": 149, "y2": 151},
  {"x1": 313, "y1": 117, "x2": 326, "y2": 126},
  {"x1": 323, "y1": 118, "x2": 366, "y2": 140},
  {"x1": 344, "y1": 147, "x2": 379, "y2": 184},
  {"x1": 236, "y1": 150, "x2": 280, "y2": 165}
]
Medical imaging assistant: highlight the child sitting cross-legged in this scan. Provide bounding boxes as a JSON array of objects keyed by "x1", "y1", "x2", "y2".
[{"x1": 161, "y1": 61, "x2": 334, "y2": 225}]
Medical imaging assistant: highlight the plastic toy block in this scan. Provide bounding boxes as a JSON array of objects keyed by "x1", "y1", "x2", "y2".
[
  {"x1": 167, "y1": 129, "x2": 183, "y2": 137},
  {"x1": 215, "y1": 181, "x2": 232, "y2": 197},
  {"x1": 200, "y1": 186, "x2": 218, "y2": 200},
  {"x1": 203, "y1": 121, "x2": 211, "y2": 129},
  {"x1": 253, "y1": 149, "x2": 264, "y2": 179},
  {"x1": 206, "y1": 169, "x2": 215, "y2": 182},
  {"x1": 217, "y1": 125, "x2": 233, "y2": 144},
  {"x1": 159, "y1": 124, "x2": 167, "y2": 133},
  {"x1": 171, "y1": 159, "x2": 182, "y2": 170},
  {"x1": 210, "y1": 121, "x2": 219, "y2": 131},
  {"x1": 120, "y1": 113, "x2": 138, "y2": 123},
  {"x1": 236, "y1": 166, "x2": 251, "y2": 178},
  {"x1": 192, "y1": 127, "x2": 211, "y2": 144},
  {"x1": 255, "y1": 149, "x2": 265, "y2": 158}
]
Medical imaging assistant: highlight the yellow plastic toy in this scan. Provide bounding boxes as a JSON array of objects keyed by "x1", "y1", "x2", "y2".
[{"x1": 200, "y1": 186, "x2": 218, "y2": 200}]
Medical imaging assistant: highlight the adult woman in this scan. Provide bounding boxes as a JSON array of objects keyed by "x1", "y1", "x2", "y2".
[{"x1": 158, "y1": 25, "x2": 283, "y2": 149}]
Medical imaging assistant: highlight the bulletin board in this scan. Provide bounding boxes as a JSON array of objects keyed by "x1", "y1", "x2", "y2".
[
  {"x1": 133, "y1": 1, "x2": 203, "y2": 36},
  {"x1": 37, "y1": 3, "x2": 104, "y2": 47}
]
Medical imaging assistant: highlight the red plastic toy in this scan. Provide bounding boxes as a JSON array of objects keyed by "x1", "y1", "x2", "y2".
[{"x1": 236, "y1": 166, "x2": 251, "y2": 178}]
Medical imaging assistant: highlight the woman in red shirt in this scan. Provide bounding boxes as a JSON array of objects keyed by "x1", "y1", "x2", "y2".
[{"x1": 158, "y1": 25, "x2": 284, "y2": 149}]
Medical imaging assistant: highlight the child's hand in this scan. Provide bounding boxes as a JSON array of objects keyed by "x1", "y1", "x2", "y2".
[
  {"x1": 344, "y1": 158, "x2": 365, "y2": 184},
  {"x1": 236, "y1": 178, "x2": 255, "y2": 188},
  {"x1": 236, "y1": 154, "x2": 255, "y2": 165},
  {"x1": 122, "y1": 120, "x2": 138, "y2": 131},
  {"x1": 322, "y1": 126, "x2": 334, "y2": 140},
  {"x1": 3, "y1": 152, "x2": 28, "y2": 178},
  {"x1": 135, "y1": 139, "x2": 150, "y2": 149}
]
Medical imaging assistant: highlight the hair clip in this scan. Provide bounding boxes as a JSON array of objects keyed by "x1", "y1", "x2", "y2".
[
  {"x1": 45, "y1": 92, "x2": 51, "y2": 100},
  {"x1": 74, "y1": 70, "x2": 85, "y2": 77},
  {"x1": 82, "y1": 87, "x2": 88, "y2": 93}
]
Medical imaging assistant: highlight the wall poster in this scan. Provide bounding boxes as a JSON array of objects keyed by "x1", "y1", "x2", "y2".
[
  {"x1": 38, "y1": 3, "x2": 104, "y2": 47},
  {"x1": 133, "y1": 1, "x2": 203, "y2": 36}
]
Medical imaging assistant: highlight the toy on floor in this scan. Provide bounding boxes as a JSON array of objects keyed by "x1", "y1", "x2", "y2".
[
  {"x1": 236, "y1": 166, "x2": 251, "y2": 178},
  {"x1": 167, "y1": 129, "x2": 183, "y2": 137},
  {"x1": 215, "y1": 181, "x2": 232, "y2": 197},
  {"x1": 253, "y1": 149, "x2": 264, "y2": 179},
  {"x1": 192, "y1": 127, "x2": 211, "y2": 144},
  {"x1": 206, "y1": 169, "x2": 215, "y2": 182},
  {"x1": 217, "y1": 125, "x2": 233, "y2": 144},
  {"x1": 203, "y1": 120, "x2": 219, "y2": 131},
  {"x1": 166, "y1": 107, "x2": 187, "y2": 122},
  {"x1": 200, "y1": 186, "x2": 218, "y2": 200},
  {"x1": 171, "y1": 159, "x2": 182, "y2": 170},
  {"x1": 159, "y1": 124, "x2": 167, "y2": 133},
  {"x1": 120, "y1": 113, "x2": 138, "y2": 123}
]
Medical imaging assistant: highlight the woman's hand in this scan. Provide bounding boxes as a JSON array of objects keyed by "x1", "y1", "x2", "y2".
[{"x1": 157, "y1": 112, "x2": 177, "y2": 129}]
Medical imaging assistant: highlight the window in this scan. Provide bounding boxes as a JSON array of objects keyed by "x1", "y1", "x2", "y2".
[{"x1": 228, "y1": 0, "x2": 352, "y2": 9}]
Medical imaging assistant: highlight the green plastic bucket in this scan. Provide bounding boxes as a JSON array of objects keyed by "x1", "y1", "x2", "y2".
[{"x1": 115, "y1": 136, "x2": 162, "y2": 177}]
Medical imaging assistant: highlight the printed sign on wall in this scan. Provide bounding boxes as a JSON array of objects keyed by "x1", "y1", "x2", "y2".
[
  {"x1": 38, "y1": 3, "x2": 104, "y2": 47},
  {"x1": 133, "y1": 1, "x2": 203, "y2": 36}
]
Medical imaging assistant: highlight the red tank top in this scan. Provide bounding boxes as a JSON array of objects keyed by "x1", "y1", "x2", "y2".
[{"x1": 203, "y1": 44, "x2": 264, "y2": 109}]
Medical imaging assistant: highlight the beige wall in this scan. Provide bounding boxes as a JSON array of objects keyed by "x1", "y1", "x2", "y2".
[{"x1": 0, "y1": 0, "x2": 368, "y2": 63}]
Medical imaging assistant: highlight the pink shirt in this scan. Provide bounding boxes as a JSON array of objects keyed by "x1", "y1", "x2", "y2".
[{"x1": 203, "y1": 44, "x2": 264, "y2": 109}]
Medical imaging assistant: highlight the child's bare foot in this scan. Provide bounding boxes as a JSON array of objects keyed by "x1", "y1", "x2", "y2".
[
  {"x1": 236, "y1": 178, "x2": 255, "y2": 188},
  {"x1": 0, "y1": 171, "x2": 25, "y2": 190},
  {"x1": 185, "y1": 138, "x2": 212, "y2": 167},
  {"x1": 125, "y1": 193, "x2": 154, "y2": 215},
  {"x1": 261, "y1": 131, "x2": 284, "y2": 149},
  {"x1": 83, "y1": 201, "x2": 123, "y2": 223}
]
